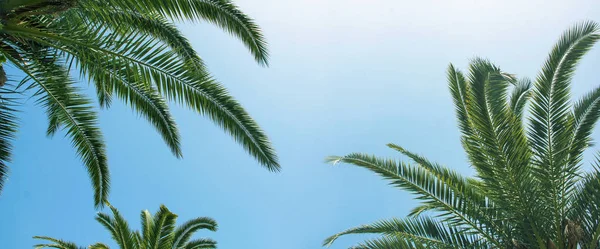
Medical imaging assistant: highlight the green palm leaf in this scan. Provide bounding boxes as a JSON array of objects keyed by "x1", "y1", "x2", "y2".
[
  {"x1": 36, "y1": 204, "x2": 218, "y2": 249},
  {"x1": 83, "y1": 0, "x2": 269, "y2": 65},
  {"x1": 0, "y1": 89, "x2": 18, "y2": 193},
  {"x1": 326, "y1": 21, "x2": 600, "y2": 249},
  {"x1": 173, "y1": 217, "x2": 218, "y2": 248},
  {"x1": 5, "y1": 53, "x2": 109, "y2": 208},
  {"x1": 184, "y1": 239, "x2": 217, "y2": 249},
  {"x1": 0, "y1": 0, "x2": 279, "y2": 206}
]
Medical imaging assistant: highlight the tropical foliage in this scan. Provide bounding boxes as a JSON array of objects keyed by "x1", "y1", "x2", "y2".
[
  {"x1": 324, "y1": 21, "x2": 600, "y2": 249},
  {"x1": 0, "y1": 0, "x2": 279, "y2": 207},
  {"x1": 35, "y1": 204, "x2": 218, "y2": 249}
]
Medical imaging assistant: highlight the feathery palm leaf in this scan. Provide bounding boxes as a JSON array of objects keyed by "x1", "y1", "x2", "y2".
[
  {"x1": 35, "y1": 204, "x2": 218, "y2": 249},
  {"x1": 0, "y1": 0, "x2": 279, "y2": 208},
  {"x1": 325, "y1": 21, "x2": 600, "y2": 249}
]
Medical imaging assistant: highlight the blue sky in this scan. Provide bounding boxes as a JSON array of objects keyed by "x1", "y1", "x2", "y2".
[{"x1": 1, "y1": 0, "x2": 600, "y2": 248}]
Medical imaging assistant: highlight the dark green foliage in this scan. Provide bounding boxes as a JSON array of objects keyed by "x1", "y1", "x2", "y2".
[
  {"x1": 0, "y1": 0, "x2": 279, "y2": 208},
  {"x1": 35, "y1": 204, "x2": 218, "y2": 249},
  {"x1": 325, "y1": 21, "x2": 600, "y2": 248}
]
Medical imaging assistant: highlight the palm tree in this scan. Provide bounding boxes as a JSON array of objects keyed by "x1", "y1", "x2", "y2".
[
  {"x1": 0, "y1": 0, "x2": 279, "y2": 207},
  {"x1": 35, "y1": 204, "x2": 218, "y2": 249},
  {"x1": 323, "y1": 21, "x2": 600, "y2": 249}
]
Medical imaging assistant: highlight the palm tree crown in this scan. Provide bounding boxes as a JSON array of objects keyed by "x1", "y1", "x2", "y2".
[
  {"x1": 35, "y1": 204, "x2": 218, "y2": 249},
  {"x1": 324, "y1": 21, "x2": 600, "y2": 249},
  {"x1": 0, "y1": 0, "x2": 279, "y2": 208}
]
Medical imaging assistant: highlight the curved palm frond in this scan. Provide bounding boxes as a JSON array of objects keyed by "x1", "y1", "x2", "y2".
[
  {"x1": 0, "y1": 0, "x2": 278, "y2": 206},
  {"x1": 36, "y1": 205, "x2": 218, "y2": 249},
  {"x1": 184, "y1": 239, "x2": 217, "y2": 249},
  {"x1": 509, "y1": 78, "x2": 532, "y2": 118},
  {"x1": 528, "y1": 21, "x2": 600, "y2": 244},
  {"x1": 327, "y1": 153, "x2": 502, "y2": 247},
  {"x1": 324, "y1": 216, "x2": 483, "y2": 248},
  {"x1": 82, "y1": 0, "x2": 269, "y2": 65},
  {"x1": 569, "y1": 86, "x2": 600, "y2": 167},
  {"x1": 33, "y1": 236, "x2": 82, "y2": 249},
  {"x1": 0, "y1": 89, "x2": 18, "y2": 193},
  {"x1": 326, "y1": 21, "x2": 600, "y2": 249},
  {"x1": 89, "y1": 243, "x2": 111, "y2": 249},
  {"x1": 4, "y1": 52, "x2": 109, "y2": 208},
  {"x1": 95, "y1": 205, "x2": 136, "y2": 249},
  {"x1": 172, "y1": 217, "x2": 218, "y2": 248}
]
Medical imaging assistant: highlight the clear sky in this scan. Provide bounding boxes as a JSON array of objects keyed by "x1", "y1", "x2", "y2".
[{"x1": 1, "y1": 0, "x2": 600, "y2": 248}]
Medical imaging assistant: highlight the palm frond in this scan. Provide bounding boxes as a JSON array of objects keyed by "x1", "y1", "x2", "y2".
[
  {"x1": 568, "y1": 155, "x2": 600, "y2": 248},
  {"x1": 33, "y1": 236, "x2": 82, "y2": 249},
  {"x1": 324, "y1": 216, "x2": 483, "y2": 248},
  {"x1": 184, "y1": 239, "x2": 217, "y2": 249},
  {"x1": 81, "y1": 0, "x2": 269, "y2": 65},
  {"x1": 71, "y1": 7, "x2": 207, "y2": 70},
  {"x1": 148, "y1": 205, "x2": 178, "y2": 249},
  {"x1": 326, "y1": 153, "x2": 501, "y2": 247},
  {"x1": 0, "y1": 90, "x2": 18, "y2": 193},
  {"x1": 447, "y1": 64, "x2": 473, "y2": 137},
  {"x1": 4, "y1": 53, "x2": 109, "y2": 208},
  {"x1": 8, "y1": 17, "x2": 279, "y2": 171},
  {"x1": 529, "y1": 21, "x2": 600, "y2": 243},
  {"x1": 509, "y1": 78, "x2": 532, "y2": 118},
  {"x1": 351, "y1": 235, "x2": 439, "y2": 249},
  {"x1": 89, "y1": 243, "x2": 110, "y2": 249},
  {"x1": 172, "y1": 217, "x2": 218, "y2": 248},
  {"x1": 568, "y1": 86, "x2": 600, "y2": 168},
  {"x1": 95, "y1": 205, "x2": 135, "y2": 249}
]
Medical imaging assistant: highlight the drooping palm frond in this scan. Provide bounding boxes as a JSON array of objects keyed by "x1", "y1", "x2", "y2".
[
  {"x1": 33, "y1": 236, "x2": 82, "y2": 249},
  {"x1": 0, "y1": 87, "x2": 18, "y2": 193},
  {"x1": 35, "y1": 204, "x2": 218, "y2": 249},
  {"x1": 184, "y1": 239, "x2": 218, "y2": 249},
  {"x1": 4, "y1": 52, "x2": 110, "y2": 208},
  {"x1": 324, "y1": 216, "x2": 485, "y2": 249},
  {"x1": 173, "y1": 217, "x2": 218, "y2": 248},
  {"x1": 326, "y1": 153, "x2": 502, "y2": 247},
  {"x1": 325, "y1": 21, "x2": 600, "y2": 249},
  {"x1": 81, "y1": 0, "x2": 269, "y2": 65},
  {"x1": 0, "y1": 0, "x2": 279, "y2": 206}
]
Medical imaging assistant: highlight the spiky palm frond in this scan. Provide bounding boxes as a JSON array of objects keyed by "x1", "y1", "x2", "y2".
[
  {"x1": 4, "y1": 52, "x2": 110, "y2": 208},
  {"x1": 81, "y1": 0, "x2": 269, "y2": 65},
  {"x1": 184, "y1": 239, "x2": 217, "y2": 249},
  {"x1": 509, "y1": 78, "x2": 532, "y2": 118},
  {"x1": 33, "y1": 236, "x2": 82, "y2": 249},
  {"x1": 0, "y1": 0, "x2": 279, "y2": 207},
  {"x1": 35, "y1": 204, "x2": 218, "y2": 249},
  {"x1": 326, "y1": 153, "x2": 502, "y2": 247},
  {"x1": 0, "y1": 87, "x2": 18, "y2": 193},
  {"x1": 173, "y1": 217, "x2": 218, "y2": 248},
  {"x1": 324, "y1": 216, "x2": 485, "y2": 249},
  {"x1": 325, "y1": 21, "x2": 600, "y2": 249}
]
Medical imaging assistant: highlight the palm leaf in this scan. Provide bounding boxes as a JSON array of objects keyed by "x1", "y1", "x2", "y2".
[
  {"x1": 184, "y1": 239, "x2": 217, "y2": 249},
  {"x1": 0, "y1": 89, "x2": 18, "y2": 193},
  {"x1": 33, "y1": 236, "x2": 82, "y2": 249},
  {"x1": 82, "y1": 0, "x2": 269, "y2": 65},
  {"x1": 327, "y1": 153, "x2": 501, "y2": 247},
  {"x1": 4, "y1": 52, "x2": 109, "y2": 208},
  {"x1": 5, "y1": 18, "x2": 279, "y2": 171},
  {"x1": 172, "y1": 217, "x2": 218, "y2": 248},
  {"x1": 509, "y1": 78, "x2": 532, "y2": 118}
]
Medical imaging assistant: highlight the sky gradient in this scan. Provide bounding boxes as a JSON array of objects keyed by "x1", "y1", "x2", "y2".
[{"x1": 1, "y1": 0, "x2": 600, "y2": 248}]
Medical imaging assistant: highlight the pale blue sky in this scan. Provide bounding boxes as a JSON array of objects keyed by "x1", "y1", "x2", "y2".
[{"x1": 1, "y1": 0, "x2": 600, "y2": 248}]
